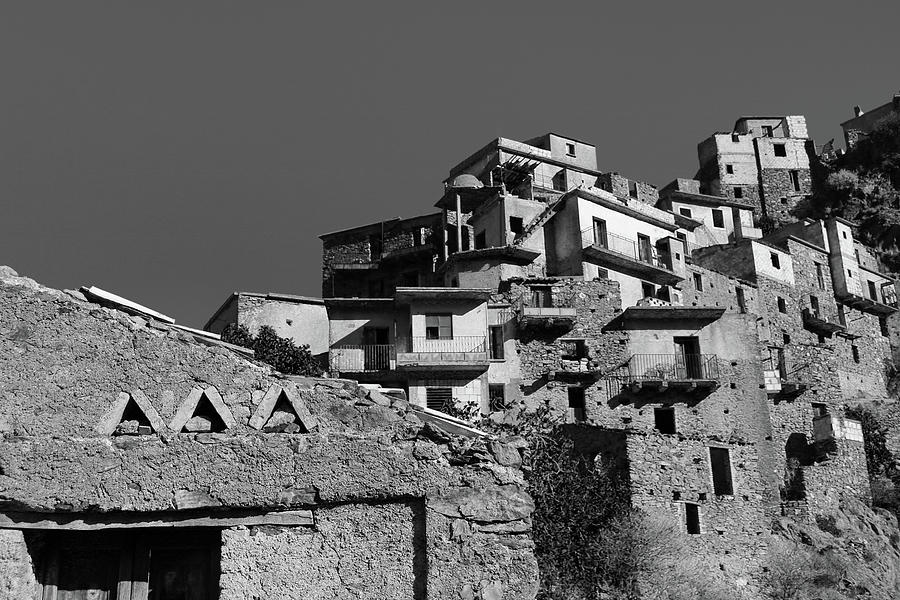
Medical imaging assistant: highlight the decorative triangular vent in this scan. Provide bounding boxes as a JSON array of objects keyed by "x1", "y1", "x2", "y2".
[
  {"x1": 249, "y1": 385, "x2": 318, "y2": 433},
  {"x1": 170, "y1": 386, "x2": 236, "y2": 433},
  {"x1": 98, "y1": 390, "x2": 165, "y2": 436}
]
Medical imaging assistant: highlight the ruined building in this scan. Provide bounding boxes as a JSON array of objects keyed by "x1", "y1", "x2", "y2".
[
  {"x1": 0, "y1": 267, "x2": 538, "y2": 599},
  {"x1": 319, "y1": 125, "x2": 898, "y2": 593},
  {"x1": 841, "y1": 90, "x2": 900, "y2": 149}
]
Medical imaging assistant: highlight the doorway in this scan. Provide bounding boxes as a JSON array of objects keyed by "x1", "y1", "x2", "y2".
[
  {"x1": 674, "y1": 336, "x2": 702, "y2": 379},
  {"x1": 363, "y1": 326, "x2": 391, "y2": 370}
]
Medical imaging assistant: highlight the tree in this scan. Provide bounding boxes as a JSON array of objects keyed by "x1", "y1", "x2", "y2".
[{"x1": 221, "y1": 323, "x2": 322, "y2": 376}]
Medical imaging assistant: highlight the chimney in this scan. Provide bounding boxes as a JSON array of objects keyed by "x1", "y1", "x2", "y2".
[{"x1": 853, "y1": 105, "x2": 864, "y2": 117}]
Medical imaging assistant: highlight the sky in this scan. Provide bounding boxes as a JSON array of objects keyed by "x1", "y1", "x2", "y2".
[{"x1": 2, "y1": 2, "x2": 899, "y2": 327}]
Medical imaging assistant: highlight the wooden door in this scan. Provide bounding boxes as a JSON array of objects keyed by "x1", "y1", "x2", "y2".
[{"x1": 674, "y1": 336, "x2": 701, "y2": 379}]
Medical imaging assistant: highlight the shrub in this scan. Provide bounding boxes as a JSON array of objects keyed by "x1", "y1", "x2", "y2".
[{"x1": 221, "y1": 324, "x2": 322, "y2": 376}]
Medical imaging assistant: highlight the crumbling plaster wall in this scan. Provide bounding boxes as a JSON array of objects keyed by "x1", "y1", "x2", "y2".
[{"x1": 0, "y1": 268, "x2": 538, "y2": 599}]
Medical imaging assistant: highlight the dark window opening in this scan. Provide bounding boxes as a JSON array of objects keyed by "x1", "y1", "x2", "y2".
[
  {"x1": 446, "y1": 226, "x2": 458, "y2": 254},
  {"x1": 369, "y1": 235, "x2": 383, "y2": 259},
  {"x1": 777, "y1": 297, "x2": 787, "y2": 313},
  {"x1": 642, "y1": 281, "x2": 656, "y2": 299},
  {"x1": 113, "y1": 395, "x2": 154, "y2": 436},
  {"x1": 733, "y1": 186, "x2": 743, "y2": 199},
  {"x1": 762, "y1": 125, "x2": 774, "y2": 137},
  {"x1": 425, "y1": 314, "x2": 452, "y2": 340},
  {"x1": 674, "y1": 336, "x2": 702, "y2": 378},
  {"x1": 637, "y1": 233, "x2": 652, "y2": 262},
  {"x1": 568, "y1": 387, "x2": 586, "y2": 421},
  {"x1": 770, "y1": 252, "x2": 780, "y2": 268},
  {"x1": 812, "y1": 402, "x2": 828, "y2": 417},
  {"x1": 426, "y1": 387, "x2": 453, "y2": 411},
  {"x1": 710, "y1": 447, "x2": 734, "y2": 496},
  {"x1": 509, "y1": 217, "x2": 524, "y2": 235},
  {"x1": 711, "y1": 209, "x2": 725, "y2": 228},
  {"x1": 181, "y1": 393, "x2": 228, "y2": 434},
  {"x1": 475, "y1": 230, "x2": 486, "y2": 249},
  {"x1": 489, "y1": 384, "x2": 506, "y2": 412},
  {"x1": 815, "y1": 263, "x2": 825, "y2": 290},
  {"x1": 362, "y1": 327, "x2": 390, "y2": 370},
  {"x1": 654, "y1": 407, "x2": 676, "y2": 434},
  {"x1": 692, "y1": 272, "x2": 703, "y2": 292},
  {"x1": 852, "y1": 345, "x2": 860, "y2": 364},
  {"x1": 773, "y1": 143, "x2": 787, "y2": 157},
  {"x1": 561, "y1": 339, "x2": 587, "y2": 360},
  {"x1": 868, "y1": 280, "x2": 878, "y2": 301},
  {"x1": 565, "y1": 142, "x2": 576, "y2": 157},
  {"x1": 628, "y1": 180, "x2": 638, "y2": 198},
  {"x1": 810, "y1": 295, "x2": 820, "y2": 318},
  {"x1": 679, "y1": 207, "x2": 692, "y2": 218},
  {"x1": 736, "y1": 287, "x2": 746, "y2": 314},
  {"x1": 731, "y1": 133, "x2": 740, "y2": 143},
  {"x1": 725, "y1": 164, "x2": 734, "y2": 174},
  {"x1": 790, "y1": 170, "x2": 801, "y2": 192},
  {"x1": 489, "y1": 325, "x2": 505, "y2": 360},
  {"x1": 531, "y1": 286, "x2": 553, "y2": 308},
  {"x1": 552, "y1": 170, "x2": 567, "y2": 192},
  {"x1": 593, "y1": 218, "x2": 608, "y2": 247},
  {"x1": 880, "y1": 316, "x2": 890, "y2": 337},
  {"x1": 685, "y1": 503, "x2": 701, "y2": 534},
  {"x1": 837, "y1": 304, "x2": 846, "y2": 326}
]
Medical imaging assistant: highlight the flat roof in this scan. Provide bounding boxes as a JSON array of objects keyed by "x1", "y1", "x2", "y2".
[
  {"x1": 319, "y1": 212, "x2": 441, "y2": 240},
  {"x1": 394, "y1": 287, "x2": 491, "y2": 303},
  {"x1": 662, "y1": 189, "x2": 756, "y2": 210}
]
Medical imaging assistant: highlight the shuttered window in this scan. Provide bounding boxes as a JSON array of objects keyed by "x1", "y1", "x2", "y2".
[{"x1": 425, "y1": 314, "x2": 452, "y2": 339}]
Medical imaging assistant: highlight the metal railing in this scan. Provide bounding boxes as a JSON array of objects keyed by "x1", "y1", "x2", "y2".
[
  {"x1": 581, "y1": 228, "x2": 673, "y2": 271},
  {"x1": 398, "y1": 336, "x2": 488, "y2": 362},
  {"x1": 330, "y1": 345, "x2": 396, "y2": 372},
  {"x1": 626, "y1": 354, "x2": 719, "y2": 381}
]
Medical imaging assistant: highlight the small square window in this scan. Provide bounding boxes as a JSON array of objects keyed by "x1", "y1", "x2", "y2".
[
  {"x1": 654, "y1": 407, "x2": 676, "y2": 434},
  {"x1": 725, "y1": 164, "x2": 734, "y2": 174},
  {"x1": 561, "y1": 339, "x2": 587, "y2": 360},
  {"x1": 783, "y1": 332, "x2": 791, "y2": 345},
  {"x1": 790, "y1": 170, "x2": 801, "y2": 192},
  {"x1": 731, "y1": 133, "x2": 740, "y2": 143},
  {"x1": 711, "y1": 209, "x2": 725, "y2": 228},
  {"x1": 773, "y1": 143, "x2": 787, "y2": 157},
  {"x1": 812, "y1": 402, "x2": 828, "y2": 417},
  {"x1": 565, "y1": 142, "x2": 576, "y2": 157},
  {"x1": 770, "y1": 252, "x2": 780, "y2": 268},
  {"x1": 679, "y1": 207, "x2": 693, "y2": 218},
  {"x1": 733, "y1": 187, "x2": 743, "y2": 199}
]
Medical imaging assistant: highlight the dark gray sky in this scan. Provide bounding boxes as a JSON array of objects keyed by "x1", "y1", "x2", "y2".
[{"x1": 3, "y1": 2, "x2": 898, "y2": 326}]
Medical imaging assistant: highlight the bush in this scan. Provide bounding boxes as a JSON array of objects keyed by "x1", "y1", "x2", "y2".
[
  {"x1": 763, "y1": 539, "x2": 846, "y2": 600},
  {"x1": 221, "y1": 324, "x2": 322, "y2": 376}
]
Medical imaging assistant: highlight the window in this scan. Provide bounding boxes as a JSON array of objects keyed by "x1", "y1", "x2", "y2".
[
  {"x1": 783, "y1": 332, "x2": 791, "y2": 345},
  {"x1": 770, "y1": 252, "x2": 780, "y2": 268},
  {"x1": 637, "y1": 233, "x2": 652, "y2": 263},
  {"x1": 709, "y1": 447, "x2": 734, "y2": 496},
  {"x1": 854, "y1": 248, "x2": 861, "y2": 263},
  {"x1": 837, "y1": 304, "x2": 846, "y2": 326},
  {"x1": 692, "y1": 272, "x2": 703, "y2": 292},
  {"x1": 642, "y1": 281, "x2": 656, "y2": 298},
  {"x1": 426, "y1": 387, "x2": 452, "y2": 410},
  {"x1": 880, "y1": 316, "x2": 890, "y2": 337},
  {"x1": 446, "y1": 225, "x2": 458, "y2": 254},
  {"x1": 654, "y1": 407, "x2": 676, "y2": 434},
  {"x1": 489, "y1": 325, "x2": 505, "y2": 360},
  {"x1": 628, "y1": 180, "x2": 638, "y2": 198},
  {"x1": 815, "y1": 263, "x2": 825, "y2": 290},
  {"x1": 731, "y1": 133, "x2": 740, "y2": 143},
  {"x1": 812, "y1": 402, "x2": 828, "y2": 417},
  {"x1": 711, "y1": 209, "x2": 725, "y2": 228},
  {"x1": 868, "y1": 280, "x2": 878, "y2": 301},
  {"x1": 843, "y1": 231, "x2": 848, "y2": 239},
  {"x1": 773, "y1": 143, "x2": 787, "y2": 157},
  {"x1": 685, "y1": 503, "x2": 701, "y2": 534},
  {"x1": 762, "y1": 125, "x2": 774, "y2": 137},
  {"x1": 531, "y1": 286, "x2": 553, "y2": 308},
  {"x1": 552, "y1": 170, "x2": 567, "y2": 192},
  {"x1": 565, "y1": 142, "x2": 576, "y2": 157},
  {"x1": 425, "y1": 314, "x2": 452, "y2": 339},
  {"x1": 568, "y1": 387, "x2": 586, "y2": 421},
  {"x1": 725, "y1": 164, "x2": 734, "y2": 174},
  {"x1": 733, "y1": 186, "x2": 743, "y2": 199},
  {"x1": 509, "y1": 216, "x2": 524, "y2": 235},
  {"x1": 593, "y1": 218, "x2": 608, "y2": 247},
  {"x1": 736, "y1": 287, "x2": 746, "y2": 314},
  {"x1": 777, "y1": 297, "x2": 787, "y2": 313},
  {"x1": 561, "y1": 339, "x2": 587, "y2": 360},
  {"x1": 810, "y1": 295, "x2": 820, "y2": 318},
  {"x1": 679, "y1": 207, "x2": 693, "y2": 218},
  {"x1": 789, "y1": 170, "x2": 801, "y2": 192},
  {"x1": 597, "y1": 268, "x2": 609, "y2": 279},
  {"x1": 475, "y1": 230, "x2": 486, "y2": 249},
  {"x1": 852, "y1": 345, "x2": 860, "y2": 364},
  {"x1": 489, "y1": 384, "x2": 506, "y2": 412}
]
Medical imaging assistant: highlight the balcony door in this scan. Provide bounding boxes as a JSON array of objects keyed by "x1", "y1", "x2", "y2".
[
  {"x1": 363, "y1": 327, "x2": 390, "y2": 370},
  {"x1": 637, "y1": 234, "x2": 653, "y2": 263},
  {"x1": 593, "y1": 218, "x2": 608, "y2": 248},
  {"x1": 674, "y1": 336, "x2": 702, "y2": 379}
]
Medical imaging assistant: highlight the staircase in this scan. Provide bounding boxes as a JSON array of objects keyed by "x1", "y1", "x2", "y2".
[{"x1": 512, "y1": 188, "x2": 579, "y2": 246}]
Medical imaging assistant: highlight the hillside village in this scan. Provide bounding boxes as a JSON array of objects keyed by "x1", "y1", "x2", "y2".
[{"x1": 3, "y1": 91, "x2": 900, "y2": 599}]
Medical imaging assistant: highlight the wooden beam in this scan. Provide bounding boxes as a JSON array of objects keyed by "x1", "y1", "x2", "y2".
[{"x1": 0, "y1": 509, "x2": 314, "y2": 531}]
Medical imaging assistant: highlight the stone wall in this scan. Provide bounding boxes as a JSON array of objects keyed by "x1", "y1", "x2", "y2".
[{"x1": 0, "y1": 268, "x2": 538, "y2": 599}]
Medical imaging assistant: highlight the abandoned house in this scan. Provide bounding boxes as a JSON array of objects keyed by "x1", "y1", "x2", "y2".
[{"x1": 0, "y1": 267, "x2": 538, "y2": 599}]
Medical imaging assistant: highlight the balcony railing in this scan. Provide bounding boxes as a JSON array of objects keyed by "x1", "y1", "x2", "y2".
[
  {"x1": 627, "y1": 354, "x2": 719, "y2": 382},
  {"x1": 330, "y1": 345, "x2": 396, "y2": 373},
  {"x1": 396, "y1": 336, "x2": 489, "y2": 368},
  {"x1": 581, "y1": 228, "x2": 675, "y2": 273}
]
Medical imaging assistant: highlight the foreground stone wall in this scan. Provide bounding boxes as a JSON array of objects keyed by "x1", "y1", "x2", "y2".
[{"x1": 0, "y1": 268, "x2": 538, "y2": 599}]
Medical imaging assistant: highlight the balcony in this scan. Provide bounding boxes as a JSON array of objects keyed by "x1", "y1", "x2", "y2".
[
  {"x1": 801, "y1": 308, "x2": 845, "y2": 337},
  {"x1": 330, "y1": 345, "x2": 396, "y2": 374},
  {"x1": 762, "y1": 356, "x2": 808, "y2": 397},
  {"x1": 623, "y1": 353, "x2": 719, "y2": 393},
  {"x1": 395, "y1": 336, "x2": 489, "y2": 372},
  {"x1": 835, "y1": 289, "x2": 898, "y2": 315},
  {"x1": 519, "y1": 305, "x2": 577, "y2": 329},
  {"x1": 581, "y1": 229, "x2": 682, "y2": 286}
]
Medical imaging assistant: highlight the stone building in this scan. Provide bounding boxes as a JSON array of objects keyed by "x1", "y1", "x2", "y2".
[
  {"x1": 316, "y1": 127, "x2": 900, "y2": 594},
  {"x1": 0, "y1": 267, "x2": 538, "y2": 600},
  {"x1": 840, "y1": 91, "x2": 900, "y2": 149},
  {"x1": 696, "y1": 116, "x2": 818, "y2": 228}
]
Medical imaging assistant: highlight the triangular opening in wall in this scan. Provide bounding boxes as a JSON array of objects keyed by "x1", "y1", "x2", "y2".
[
  {"x1": 262, "y1": 391, "x2": 308, "y2": 434},
  {"x1": 113, "y1": 395, "x2": 155, "y2": 436},
  {"x1": 181, "y1": 392, "x2": 228, "y2": 433}
]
